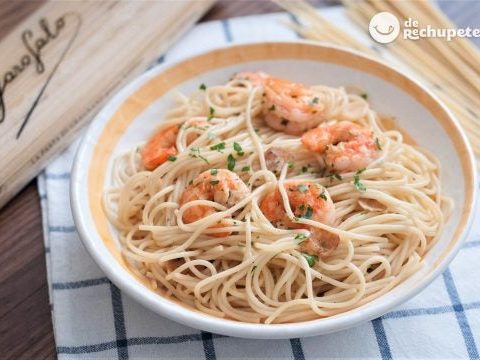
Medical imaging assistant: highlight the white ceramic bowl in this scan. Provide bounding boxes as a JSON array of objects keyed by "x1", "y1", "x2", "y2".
[{"x1": 71, "y1": 42, "x2": 477, "y2": 339}]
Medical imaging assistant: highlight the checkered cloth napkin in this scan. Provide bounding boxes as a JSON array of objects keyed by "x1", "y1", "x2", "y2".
[{"x1": 38, "y1": 8, "x2": 480, "y2": 359}]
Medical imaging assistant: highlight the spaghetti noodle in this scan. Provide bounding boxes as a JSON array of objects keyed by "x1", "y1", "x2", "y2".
[{"x1": 103, "y1": 73, "x2": 452, "y2": 324}]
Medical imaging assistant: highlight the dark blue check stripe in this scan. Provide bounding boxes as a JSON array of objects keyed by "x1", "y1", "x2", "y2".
[
  {"x1": 201, "y1": 331, "x2": 217, "y2": 360},
  {"x1": 372, "y1": 318, "x2": 392, "y2": 360},
  {"x1": 110, "y1": 283, "x2": 129, "y2": 359},
  {"x1": 45, "y1": 172, "x2": 70, "y2": 180},
  {"x1": 290, "y1": 338, "x2": 305, "y2": 360},
  {"x1": 52, "y1": 277, "x2": 110, "y2": 290},
  {"x1": 221, "y1": 19, "x2": 233, "y2": 43},
  {"x1": 383, "y1": 301, "x2": 480, "y2": 319},
  {"x1": 58, "y1": 341, "x2": 116, "y2": 354},
  {"x1": 57, "y1": 334, "x2": 227, "y2": 354},
  {"x1": 443, "y1": 269, "x2": 479, "y2": 359}
]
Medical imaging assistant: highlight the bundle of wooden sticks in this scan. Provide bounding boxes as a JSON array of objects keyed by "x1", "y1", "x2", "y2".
[{"x1": 275, "y1": 0, "x2": 480, "y2": 165}]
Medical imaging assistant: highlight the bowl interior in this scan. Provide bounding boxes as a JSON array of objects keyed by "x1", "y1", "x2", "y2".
[{"x1": 72, "y1": 42, "x2": 476, "y2": 339}]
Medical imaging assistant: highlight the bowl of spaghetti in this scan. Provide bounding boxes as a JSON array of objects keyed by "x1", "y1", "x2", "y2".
[{"x1": 71, "y1": 42, "x2": 477, "y2": 339}]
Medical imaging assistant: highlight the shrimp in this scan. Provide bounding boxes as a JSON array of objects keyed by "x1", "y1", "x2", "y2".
[
  {"x1": 179, "y1": 169, "x2": 250, "y2": 237},
  {"x1": 234, "y1": 71, "x2": 269, "y2": 86},
  {"x1": 142, "y1": 125, "x2": 179, "y2": 170},
  {"x1": 141, "y1": 120, "x2": 209, "y2": 170},
  {"x1": 260, "y1": 181, "x2": 340, "y2": 257},
  {"x1": 301, "y1": 121, "x2": 380, "y2": 173},
  {"x1": 263, "y1": 77, "x2": 326, "y2": 135},
  {"x1": 235, "y1": 72, "x2": 327, "y2": 135}
]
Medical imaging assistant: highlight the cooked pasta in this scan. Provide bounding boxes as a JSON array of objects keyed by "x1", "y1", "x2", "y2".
[{"x1": 103, "y1": 72, "x2": 453, "y2": 323}]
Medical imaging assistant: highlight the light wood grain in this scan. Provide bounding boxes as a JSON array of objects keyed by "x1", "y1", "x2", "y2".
[{"x1": 0, "y1": 0, "x2": 214, "y2": 209}]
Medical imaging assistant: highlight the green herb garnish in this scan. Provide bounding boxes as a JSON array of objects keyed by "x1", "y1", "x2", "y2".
[
  {"x1": 167, "y1": 155, "x2": 177, "y2": 162},
  {"x1": 210, "y1": 168, "x2": 218, "y2": 176},
  {"x1": 353, "y1": 168, "x2": 367, "y2": 192},
  {"x1": 302, "y1": 253, "x2": 318, "y2": 267},
  {"x1": 269, "y1": 104, "x2": 275, "y2": 111},
  {"x1": 210, "y1": 142, "x2": 225, "y2": 152},
  {"x1": 301, "y1": 206, "x2": 313, "y2": 219},
  {"x1": 199, "y1": 83, "x2": 207, "y2": 91},
  {"x1": 251, "y1": 265, "x2": 257, "y2": 273},
  {"x1": 210, "y1": 180, "x2": 219, "y2": 186},
  {"x1": 329, "y1": 173, "x2": 342, "y2": 182},
  {"x1": 241, "y1": 166, "x2": 251, "y2": 172},
  {"x1": 302, "y1": 166, "x2": 308, "y2": 173},
  {"x1": 288, "y1": 160, "x2": 295, "y2": 169},
  {"x1": 361, "y1": 93, "x2": 368, "y2": 100},
  {"x1": 295, "y1": 234, "x2": 308, "y2": 241},
  {"x1": 233, "y1": 142, "x2": 244, "y2": 156},
  {"x1": 208, "y1": 106, "x2": 215, "y2": 121},
  {"x1": 375, "y1": 137, "x2": 382, "y2": 150},
  {"x1": 227, "y1": 154, "x2": 236, "y2": 171},
  {"x1": 319, "y1": 189, "x2": 327, "y2": 201},
  {"x1": 311, "y1": 97, "x2": 319, "y2": 104},
  {"x1": 189, "y1": 147, "x2": 209, "y2": 164}
]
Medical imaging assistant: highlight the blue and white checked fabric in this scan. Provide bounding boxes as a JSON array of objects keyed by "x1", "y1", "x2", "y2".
[{"x1": 38, "y1": 8, "x2": 480, "y2": 359}]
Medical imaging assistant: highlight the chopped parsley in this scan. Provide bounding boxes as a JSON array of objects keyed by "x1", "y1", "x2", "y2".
[
  {"x1": 209, "y1": 180, "x2": 219, "y2": 186},
  {"x1": 353, "y1": 168, "x2": 367, "y2": 192},
  {"x1": 297, "y1": 205, "x2": 313, "y2": 219},
  {"x1": 311, "y1": 97, "x2": 319, "y2": 104},
  {"x1": 227, "y1": 154, "x2": 236, "y2": 171},
  {"x1": 302, "y1": 166, "x2": 308, "y2": 173},
  {"x1": 375, "y1": 137, "x2": 382, "y2": 150},
  {"x1": 207, "y1": 106, "x2": 215, "y2": 121},
  {"x1": 199, "y1": 83, "x2": 207, "y2": 91},
  {"x1": 241, "y1": 166, "x2": 251, "y2": 172},
  {"x1": 233, "y1": 142, "x2": 244, "y2": 156},
  {"x1": 360, "y1": 93, "x2": 368, "y2": 100},
  {"x1": 254, "y1": 128, "x2": 260, "y2": 133},
  {"x1": 269, "y1": 104, "x2": 276, "y2": 111},
  {"x1": 302, "y1": 253, "x2": 318, "y2": 267},
  {"x1": 167, "y1": 155, "x2": 177, "y2": 162},
  {"x1": 251, "y1": 265, "x2": 257, "y2": 273},
  {"x1": 298, "y1": 184, "x2": 308, "y2": 193},
  {"x1": 188, "y1": 180, "x2": 193, "y2": 185},
  {"x1": 210, "y1": 168, "x2": 218, "y2": 176},
  {"x1": 210, "y1": 142, "x2": 225, "y2": 152},
  {"x1": 295, "y1": 233, "x2": 309, "y2": 241},
  {"x1": 329, "y1": 173, "x2": 343, "y2": 182},
  {"x1": 302, "y1": 206, "x2": 313, "y2": 219},
  {"x1": 288, "y1": 160, "x2": 295, "y2": 169},
  {"x1": 281, "y1": 118, "x2": 289, "y2": 126},
  {"x1": 319, "y1": 189, "x2": 327, "y2": 201},
  {"x1": 189, "y1": 147, "x2": 209, "y2": 164}
]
